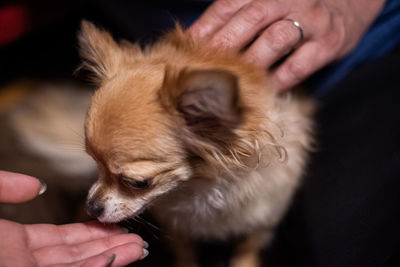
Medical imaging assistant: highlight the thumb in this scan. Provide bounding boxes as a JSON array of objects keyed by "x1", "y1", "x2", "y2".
[{"x1": 0, "y1": 171, "x2": 46, "y2": 203}]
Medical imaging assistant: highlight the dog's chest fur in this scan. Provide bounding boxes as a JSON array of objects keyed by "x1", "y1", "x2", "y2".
[
  {"x1": 152, "y1": 143, "x2": 305, "y2": 240},
  {"x1": 148, "y1": 90, "x2": 313, "y2": 241}
]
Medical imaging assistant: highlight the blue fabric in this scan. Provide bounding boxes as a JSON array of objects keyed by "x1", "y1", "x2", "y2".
[{"x1": 312, "y1": 0, "x2": 400, "y2": 96}]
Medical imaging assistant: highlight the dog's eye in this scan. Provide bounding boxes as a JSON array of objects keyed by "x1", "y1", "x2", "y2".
[{"x1": 121, "y1": 177, "x2": 150, "y2": 189}]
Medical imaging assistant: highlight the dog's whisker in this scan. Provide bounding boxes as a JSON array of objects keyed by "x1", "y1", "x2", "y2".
[
  {"x1": 136, "y1": 216, "x2": 161, "y2": 241},
  {"x1": 137, "y1": 215, "x2": 161, "y2": 232}
]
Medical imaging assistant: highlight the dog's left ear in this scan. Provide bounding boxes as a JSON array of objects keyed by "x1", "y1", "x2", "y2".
[
  {"x1": 161, "y1": 68, "x2": 244, "y2": 142},
  {"x1": 78, "y1": 20, "x2": 121, "y2": 82}
]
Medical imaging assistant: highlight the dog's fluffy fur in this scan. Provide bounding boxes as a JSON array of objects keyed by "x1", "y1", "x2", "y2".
[{"x1": 80, "y1": 21, "x2": 313, "y2": 266}]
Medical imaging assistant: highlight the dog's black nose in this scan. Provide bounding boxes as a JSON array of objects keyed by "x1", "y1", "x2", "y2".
[{"x1": 86, "y1": 200, "x2": 104, "y2": 218}]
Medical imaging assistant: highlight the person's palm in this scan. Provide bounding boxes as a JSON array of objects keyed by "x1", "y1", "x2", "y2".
[{"x1": 0, "y1": 171, "x2": 146, "y2": 266}]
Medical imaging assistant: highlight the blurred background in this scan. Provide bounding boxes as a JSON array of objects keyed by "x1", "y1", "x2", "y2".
[{"x1": 0, "y1": 0, "x2": 101, "y2": 225}]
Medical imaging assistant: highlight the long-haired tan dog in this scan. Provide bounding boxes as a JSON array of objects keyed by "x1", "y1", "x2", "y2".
[{"x1": 80, "y1": 21, "x2": 313, "y2": 267}]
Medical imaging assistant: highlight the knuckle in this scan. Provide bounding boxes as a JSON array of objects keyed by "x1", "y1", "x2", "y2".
[
  {"x1": 327, "y1": 19, "x2": 346, "y2": 52},
  {"x1": 244, "y1": 51, "x2": 258, "y2": 64},
  {"x1": 214, "y1": 0, "x2": 241, "y2": 16},
  {"x1": 242, "y1": 1, "x2": 268, "y2": 25},
  {"x1": 215, "y1": 30, "x2": 236, "y2": 48},
  {"x1": 286, "y1": 60, "x2": 309, "y2": 81},
  {"x1": 103, "y1": 236, "x2": 114, "y2": 249},
  {"x1": 266, "y1": 23, "x2": 295, "y2": 52},
  {"x1": 68, "y1": 244, "x2": 82, "y2": 259},
  {"x1": 216, "y1": 0, "x2": 238, "y2": 8},
  {"x1": 314, "y1": 7, "x2": 346, "y2": 54}
]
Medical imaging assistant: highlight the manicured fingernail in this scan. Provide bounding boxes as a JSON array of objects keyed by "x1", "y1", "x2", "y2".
[
  {"x1": 140, "y1": 248, "x2": 149, "y2": 260},
  {"x1": 105, "y1": 254, "x2": 116, "y2": 267},
  {"x1": 143, "y1": 241, "x2": 149, "y2": 249},
  {"x1": 38, "y1": 179, "x2": 47, "y2": 196}
]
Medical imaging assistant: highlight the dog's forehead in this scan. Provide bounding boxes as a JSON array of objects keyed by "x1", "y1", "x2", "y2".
[
  {"x1": 85, "y1": 107, "x2": 182, "y2": 166},
  {"x1": 84, "y1": 94, "x2": 176, "y2": 164},
  {"x1": 86, "y1": 67, "x2": 166, "y2": 131},
  {"x1": 85, "y1": 123, "x2": 183, "y2": 178},
  {"x1": 85, "y1": 112, "x2": 172, "y2": 156}
]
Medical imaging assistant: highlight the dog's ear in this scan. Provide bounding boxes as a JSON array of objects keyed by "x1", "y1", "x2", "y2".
[
  {"x1": 161, "y1": 68, "x2": 244, "y2": 144},
  {"x1": 78, "y1": 20, "x2": 121, "y2": 82}
]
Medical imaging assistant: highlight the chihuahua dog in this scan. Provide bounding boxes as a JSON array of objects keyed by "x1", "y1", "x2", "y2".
[{"x1": 80, "y1": 21, "x2": 313, "y2": 267}]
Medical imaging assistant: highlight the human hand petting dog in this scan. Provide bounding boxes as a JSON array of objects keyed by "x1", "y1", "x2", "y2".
[
  {"x1": 0, "y1": 171, "x2": 147, "y2": 267},
  {"x1": 189, "y1": 0, "x2": 385, "y2": 91}
]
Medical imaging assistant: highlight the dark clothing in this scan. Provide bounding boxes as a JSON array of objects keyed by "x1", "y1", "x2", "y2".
[
  {"x1": 312, "y1": 0, "x2": 400, "y2": 96},
  {"x1": 270, "y1": 44, "x2": 400, "y2": 267}
]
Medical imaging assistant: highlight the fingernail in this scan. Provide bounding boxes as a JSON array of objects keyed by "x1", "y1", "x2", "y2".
[
  {"x1": 140, "y1": 248, "x2": 149, "y2": 260},
  {"x1": 105, "y1": 254, "x2": 116, "y2": 267},
  {"x1": 38, "y1": 179, "x2": 47, "y2": 196},
  {"x1": 143, "y1": 240, "x2": 149, "y2": 249}
]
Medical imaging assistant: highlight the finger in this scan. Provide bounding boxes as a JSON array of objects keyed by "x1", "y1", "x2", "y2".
[
  {"x1": 45, "y1": 253, "x2": 116, "y2": 267},
  {"x1": 189, "y1": 0, "x2": 250, "y2": 40},
  {"x1": 271, "y1": 42, "x2": 333, "y2": 91},
  {"x1": 80, "y1": 253, "x2": 116, "y2": 267},
  {"x1": 81, "y1": 253, "x2": 116, "y2": 267},
  {"x1": 243, "y1": 19, "x2": 305, "y2": 68},
  {"x1": 26, "y1": 221, "x2": 129, "y2": 250},
  {"x1": 85, "y1": 243, "x2": 147, "y2": 267},
  {"x1": 46, "y1": 243, "x2": 146, "y2": 267},
  {"x1": 0, "y1": 171, "x2": 43, "y2": 203},
  {"x1": 208, "y1": 0, "x2": 285, "y2": 50},
  {"x1": 33, "y1": 233, "x2": 143, "y2": 266}
]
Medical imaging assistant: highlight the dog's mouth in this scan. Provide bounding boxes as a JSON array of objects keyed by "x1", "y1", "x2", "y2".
[
  {"x1": 101, "y1": 196, "x2": 157, "y2": 224},
  {"x1": 116, "y1": 200, "x2": 158, "y2": 232},
  {"x1": 129, "y1": 196, "x2": 158, "y2": 219}
]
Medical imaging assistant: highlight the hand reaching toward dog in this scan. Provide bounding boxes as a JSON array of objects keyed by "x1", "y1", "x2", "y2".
[
  {"x1": 0, "y1": 171, "x2": 147, "y2": 266},
  {"x1": 189, "y1": 0, "x2": 385, "y2": 91}
]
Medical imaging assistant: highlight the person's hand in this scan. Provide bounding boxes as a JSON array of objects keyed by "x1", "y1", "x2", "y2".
[
  {"x1": 189, "y1": 0, "x2": 385, "y2": 91},
  {"x1": 0, "y1": 171, "x2": 148, "y2": 266}
]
